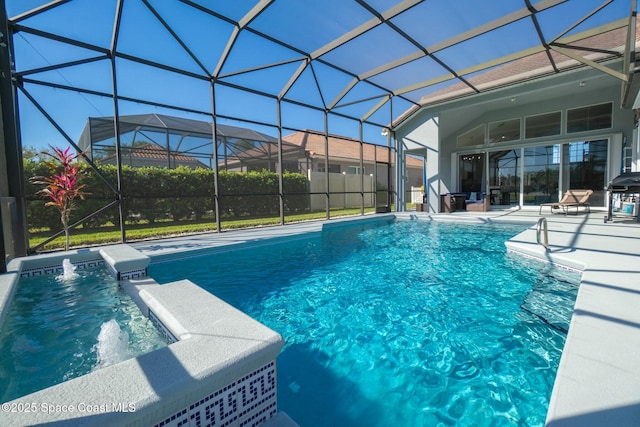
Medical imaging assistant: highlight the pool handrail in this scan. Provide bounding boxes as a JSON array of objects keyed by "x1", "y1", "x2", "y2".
[{"x1": 536, "y1": 217, "x2": 549, "y2": 250}]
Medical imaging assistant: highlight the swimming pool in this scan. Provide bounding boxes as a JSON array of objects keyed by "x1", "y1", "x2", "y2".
[
  {"x1": 0, "y1": 266, "x2": 167, "y2": 403},
  {"x1": 148, "y1": 219, "x2": 580, "y2": 426}
]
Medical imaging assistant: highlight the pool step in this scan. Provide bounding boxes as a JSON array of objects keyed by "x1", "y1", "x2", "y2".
[
  {"x1": 521, "y1": 280, "x2": 578, "y2": 333},
  {"x1": 100, "y1": 244, "x2": 150, "y2": 280}
]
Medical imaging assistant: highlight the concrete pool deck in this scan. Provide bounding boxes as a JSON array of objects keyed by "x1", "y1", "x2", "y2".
[{"x1": 130, "y1": 208, "x2": 640, "y2": 427}]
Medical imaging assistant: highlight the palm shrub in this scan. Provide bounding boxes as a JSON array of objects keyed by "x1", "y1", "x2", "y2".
[{"x1": 30, "y1": 146, "x2": 89, "y2": 251}]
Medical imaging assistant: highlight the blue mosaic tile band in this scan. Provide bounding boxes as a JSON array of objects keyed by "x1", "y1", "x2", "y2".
[
  {"x1": 148, "y1": 309, "x2": 178, "y2": 344},
  {"x1": 154, "y1": 408, "x2": 188, "y2": 427},
  {"x1": 119, "y1": 268, "x2": 147, "y2": 281},
  {"x1": 237, "y1": 363, "x2": 277, "y2": 419},
  {"x1": 153, "y1": 361, "x2": 277, "y2": 427},
  {"x1": 239, "y1": 401, "x2": 277, "y2": 427},
  {"x1": 104, "y1": 261, "x2": 119, "y2": 279},
  {"x1": 190, "y1": 384, "x2": 238, "y2": 427},
  {"x1": 102, "y1": 262, "x2": 147, "y2": 281},
  {"x1": 19, "y1": 259, "x2": 105, "y2": 278}
]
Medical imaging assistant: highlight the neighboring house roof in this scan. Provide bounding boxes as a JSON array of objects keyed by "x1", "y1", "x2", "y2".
[
  {"x1": 83, "y1": 114, "x2": 424, "y2": 169},
  {"x1": 284, "y1": 131, "x2": 360, "y2": 160},
  {"x1": 102, "y1": 143, "x2": 206, "y2": 168},
  {"x1": 284, "y1": 130, "x2": 423, "y2": 168},
  {"x1": 78, "y1": 113, "x2": 278, "y2": 153},
  {"x1": 230, "y1": 139, "x2": 304, "y2": 161}
]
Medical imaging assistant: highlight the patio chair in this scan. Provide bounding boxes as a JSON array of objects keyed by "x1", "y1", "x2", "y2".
[
  {"x1": 538, "y1": 189, "x2": 593, "y2": 215},
  {"x1": 465, "y1": 192, "x2": 489, "y2": 212}
]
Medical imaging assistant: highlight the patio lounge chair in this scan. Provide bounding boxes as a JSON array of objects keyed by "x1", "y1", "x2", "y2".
[{"x1": 538, "y1": 189, "x2": 593, "y2": 215}]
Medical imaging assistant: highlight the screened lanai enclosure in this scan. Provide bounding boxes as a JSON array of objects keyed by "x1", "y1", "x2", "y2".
[
  {"x1": 1, "y1": 0, "x2": 404, "y2": 257},
  {"x1": 79, "y1": 114, "x2": 301, "y2": 170},
  {"x1": 0, "y1": 0, "x2": 638, "y2": 264}
]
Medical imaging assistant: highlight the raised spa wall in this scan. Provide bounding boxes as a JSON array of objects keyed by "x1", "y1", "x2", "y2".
[{"x1": 0, "y1": 244, "x2": 293, "y2": 427}]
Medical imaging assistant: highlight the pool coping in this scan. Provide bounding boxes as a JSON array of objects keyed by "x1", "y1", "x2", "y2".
[
  {"x1": 2, "y1": 210, "x2": 638, "y2": 425},
  {"x1": 130, "y1": 214, "x2": 395, "y2": 263},
  {"x1": 0, "y1": 245, "x2": 285, "y2": 426},
  {"x1": 132, "y1": 209, "x2": 640, "y2": 426},
  {"x1": 397, "y1": 209, "x2": 640, "y2": 427},
  {"x1": 495, "y1": 211, "x2": 640, "y2": 427}
]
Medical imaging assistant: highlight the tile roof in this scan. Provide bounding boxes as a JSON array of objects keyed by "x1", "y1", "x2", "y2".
[
  {"x1": 123, "y1": 143, "x2": 202, "y2": 163},
  {"x1": 422, "y1": 26, "x2": 637, "y2": 106},
  {"x1": 100, "y1": 143, "x2": 205, "y2": 167},
  {"x1": 283, "y1": 130, "x2": 423, "y2": 167},
  {"x1": 394, "y1": 23, "x2": 640, "y2": 126}
]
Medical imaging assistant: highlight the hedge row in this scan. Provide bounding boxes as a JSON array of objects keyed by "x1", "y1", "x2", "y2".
[{"x1": 24, "y1": 161, "x2": 310, "y2": 231}]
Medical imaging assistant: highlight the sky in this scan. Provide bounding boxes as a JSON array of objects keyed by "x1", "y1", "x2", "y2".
[{"x1": 4, "y1": 0, "x2": 635, "y2": 152}]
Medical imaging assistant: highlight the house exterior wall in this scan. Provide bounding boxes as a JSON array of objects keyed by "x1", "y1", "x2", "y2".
[
  {"x1": 397, "y1": 67, "x2": 637, "y2": 212},
  {"x1": 398, "y1": 119, "x2": 440, "y2": 213}
]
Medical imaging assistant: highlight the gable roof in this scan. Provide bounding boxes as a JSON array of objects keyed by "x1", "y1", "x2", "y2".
[
  {"x1": 101, "y1": 143, "x2": 205, "y2": 168},
  {"x1": 424, "y1": 25, "x2": 639, "y2": 107},
  {"x1": 395, "y1": 22, "x2": 640, "y2": 127}
]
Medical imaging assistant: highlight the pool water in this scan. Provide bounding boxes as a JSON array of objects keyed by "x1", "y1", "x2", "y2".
[
  {"x1": 0, "y1": 266, "x2": 167, "y2": 403},
  {"x1": 149, "y1": 220, "x2": 580, "y2": 427}
]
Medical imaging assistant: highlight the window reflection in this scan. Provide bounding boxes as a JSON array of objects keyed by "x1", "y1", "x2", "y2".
[
  {"x1": 489, "y1": 150, "x2": 520, "y2": 205},
  {"x1": 457, "y1": 125, "x2": 485, "y2": 147},
  {"x1": 523, "y1": 145, "x2": 559, "y2": 205},
  {"x1": 562, "y1": 140, "x2": 607, "y2": 206},
  {"x1": 567, "y1": 103, "x2": 612, "y2": 133},
  {"x1": 525, "y1": 112, "x2": 561, "y2": 138},
  {"x1": 488, "y1": 119, "x2": 520, "y2": 144},
  {"x1": 459, "y1": 153, "x2": 485, "y2": 192}
]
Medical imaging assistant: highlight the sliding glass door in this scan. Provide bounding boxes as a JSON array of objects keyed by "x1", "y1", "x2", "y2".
[
  {"x1": 562, "y1": 140, "x2": 607, "y2": 206},
  {"x1": 489, "y1": 150, "x2": 520, "y2": 205},
  {"x1": 457, "y1": 139, "x2": 607, "y2": 208},
  {"x1": 523, "y1": 145, "x2": 560, "y2": 206},
  {"x1": 459, "y1": 153, "x2": 485, "y2": 192}
]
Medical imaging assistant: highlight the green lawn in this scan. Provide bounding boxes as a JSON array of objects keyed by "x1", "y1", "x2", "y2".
[{"x1": 29, "y1": 207, "x2": 380, "y2": 252}]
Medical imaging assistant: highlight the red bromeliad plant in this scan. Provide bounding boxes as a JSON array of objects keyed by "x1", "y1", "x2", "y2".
[{"x1": 31, "y1": 146, "x2": 89, "y2": 251}]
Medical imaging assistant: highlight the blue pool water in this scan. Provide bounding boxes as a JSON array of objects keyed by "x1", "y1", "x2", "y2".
[
  {"x1": 149, "y1": 220, "x2": 580, "y2": 427},
  {"x1": 0, "y1": 266, "x2": 167, "y2": 403}
]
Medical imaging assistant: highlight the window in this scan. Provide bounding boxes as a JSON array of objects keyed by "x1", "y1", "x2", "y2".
[
  {"x1": 457, "y1": 125, "x2": 485, "y2": 147},
  {"x1": 459, "y1": 153, "x2": 485, "y2": 192},
  {"x1": 281, "y1": 161, "x2": 300, "y2": 173},
  {"x1": 318, "y1": 164, "x2": 341, "y2": 173},
  {"x1": 567, "y1": 103, "x2": 612, "y2": 133},
  {"x1": 525, "y1": 112, "x2": 561, "y2": 138},
  {"x1": 488, "y1": 118, "x2": 520, "y2": 143},
  {"x1": 348, "y1": 166, "x2": 365, "y2": 174}
]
